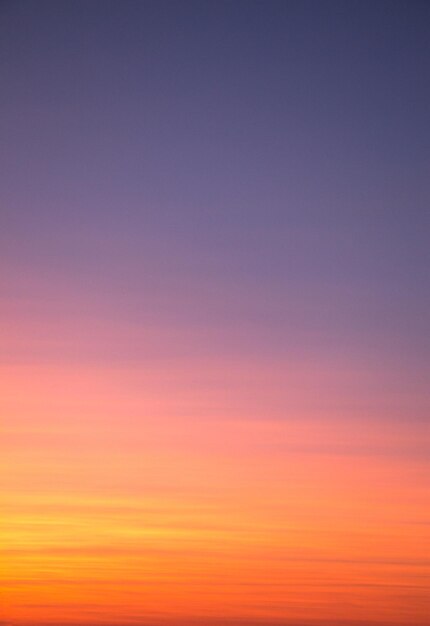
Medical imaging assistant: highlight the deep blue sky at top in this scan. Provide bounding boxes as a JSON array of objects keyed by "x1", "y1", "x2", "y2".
[{"x1": 1, "y1": 1, "x2": 429, "y2": 372}]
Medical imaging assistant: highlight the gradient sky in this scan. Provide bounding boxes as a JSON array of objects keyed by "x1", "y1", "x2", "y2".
[{"x1": 1, "y1": 1, "x2": 429, "y2": 625}]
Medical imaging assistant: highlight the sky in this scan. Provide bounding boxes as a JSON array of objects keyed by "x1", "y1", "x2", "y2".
[{"x1": 1, "y1": 1, "x2": 429, "y2": 625}]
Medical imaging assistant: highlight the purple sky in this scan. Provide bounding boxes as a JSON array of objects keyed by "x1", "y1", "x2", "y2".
[{"x1": 2, "y1": 1, "x2": 429, "y2": 393}]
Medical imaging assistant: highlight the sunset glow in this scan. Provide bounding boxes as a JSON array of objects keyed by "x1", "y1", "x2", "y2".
[{"x1": 1, "y1": 2, "x2": 429, "y2": 625}]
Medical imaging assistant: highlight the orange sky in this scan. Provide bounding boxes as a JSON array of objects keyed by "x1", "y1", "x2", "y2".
[{"x1": 2, "y1": 328, "x2": 429, "y2": 625}]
